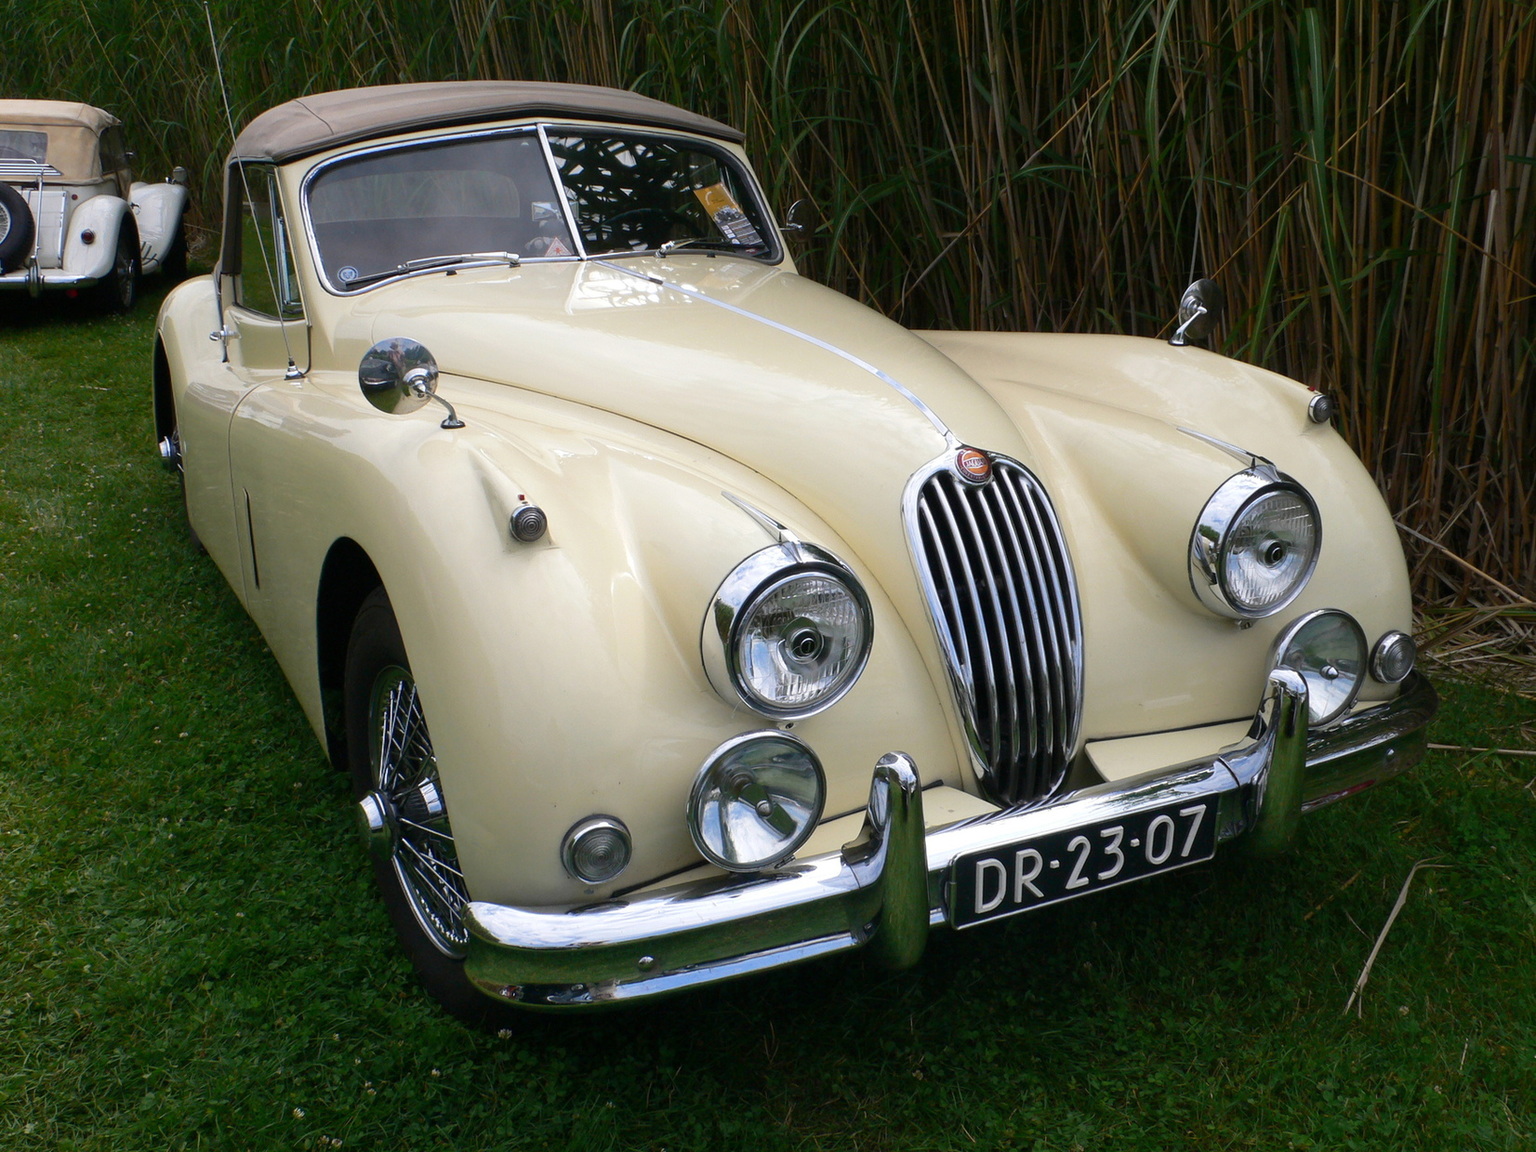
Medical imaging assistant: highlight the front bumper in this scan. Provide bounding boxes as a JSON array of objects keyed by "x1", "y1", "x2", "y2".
[{"x1": 464, "y1": 671, "x2": 1436, "y2": 1008}]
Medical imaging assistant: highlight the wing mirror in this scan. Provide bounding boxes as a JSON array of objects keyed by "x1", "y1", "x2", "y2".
[
  {"x1": 780, "y1": 198, "x2": 817, "y2": 242},
  {"x1": 358, "y1": 338, "x2": 464, "y2": 429},
  {"x1": 1169, "y1": 278, "x2": 1225, "y2": 347}
]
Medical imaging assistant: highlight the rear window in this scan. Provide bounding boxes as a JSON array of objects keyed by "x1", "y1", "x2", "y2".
[{"x1": 0, "y1": 129, "x2": 48, "y2": 162}]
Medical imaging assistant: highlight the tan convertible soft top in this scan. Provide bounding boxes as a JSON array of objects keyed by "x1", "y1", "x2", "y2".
[
  {"x1": 231, "y1": 81, "x2": 745, "y2": 164},
  {"x1": 0, "y1": 99, "x2": 120, "y2": 181}
]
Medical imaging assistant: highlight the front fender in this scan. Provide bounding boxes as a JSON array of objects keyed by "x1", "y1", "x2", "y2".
[
  {"x1": 921, "y1": 331, "x2": 1415, "y2": 738},
  {"x1": 228, "y1": 371, "x2": 959, "y2": 908},
  {"x1": 129, "y1": 181, "x2": 188, "y2": 271}
]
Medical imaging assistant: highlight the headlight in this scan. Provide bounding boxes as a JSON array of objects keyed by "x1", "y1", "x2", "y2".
[
  {"x1": 688, "y1": 731, "x2": 825, "y2": 871},
  {"x1": 1189, "y1": 465, "x2": 1320, "y2": 619},
  {"x1": 1272, "y1": 609, "x2": 1366, "y2": 726},
  {"x1": 703, "y1": 542, "x2": 873, "y2": 719}
]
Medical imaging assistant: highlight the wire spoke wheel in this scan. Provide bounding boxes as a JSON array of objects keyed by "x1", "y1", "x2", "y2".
[
  {"x1": 367, "y1": 665, "x2": 469, "y2": 957},
  {"x1": 344, "y1": 586, "x2": 510, "y2": 1025}
]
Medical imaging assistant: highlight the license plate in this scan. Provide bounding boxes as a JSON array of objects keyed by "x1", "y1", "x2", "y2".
[{"x1": 949, "y1": 798, "x2": 1217, "y2": 928}]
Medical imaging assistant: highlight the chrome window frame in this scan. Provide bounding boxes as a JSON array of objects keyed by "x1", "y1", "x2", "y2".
[{"x1": 299, "y1": 120, "x2": 783, "y2": 297}]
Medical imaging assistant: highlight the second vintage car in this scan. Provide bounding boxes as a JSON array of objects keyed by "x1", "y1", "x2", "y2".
[
  {"x1": 154, "y1": 81, "x2": 1434, "y2": 1021},
  {"x1": 1, "y1": 99, "x2": 188, "y2": 310}
]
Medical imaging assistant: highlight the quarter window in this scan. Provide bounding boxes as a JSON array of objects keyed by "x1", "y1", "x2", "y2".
[{"x1": 232, "y1": 163, "x2": 304, "y2": 319}]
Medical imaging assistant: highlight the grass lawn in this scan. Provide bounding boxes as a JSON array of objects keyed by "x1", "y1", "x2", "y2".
[{"x1": 1, "y1": 285, "x2": 1532, "y2": 1151}]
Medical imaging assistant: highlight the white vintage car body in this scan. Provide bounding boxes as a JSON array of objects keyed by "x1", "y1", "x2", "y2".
[
  {"x1": 154, "y1": 82, "x2": 1435, "y2": 1017},
  {"x1": 0, "y1": 99, "x2": 187, "y2": 307}
]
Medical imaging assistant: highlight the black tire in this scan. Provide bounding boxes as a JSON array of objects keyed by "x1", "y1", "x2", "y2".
[
  {"x1": 158, "y1": 392, "x2": 204, "y2": 553},
  {"x1": 344, "y1": 588, "x2": 505, "y2": 1025},
  {"x1": 93, "y1": 218, "x2": 140, "y2": 313},
  {"x1": 160, "y1": 221, "x2": 188, "y2": 281},
  {"x1": 0, "y1": 183, "x2": 35, "y2": 272}
]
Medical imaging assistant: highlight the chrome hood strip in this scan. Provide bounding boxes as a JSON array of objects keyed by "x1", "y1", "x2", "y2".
[{"x1": 594, "y1": 258, "x2": 955, "y2": 441}]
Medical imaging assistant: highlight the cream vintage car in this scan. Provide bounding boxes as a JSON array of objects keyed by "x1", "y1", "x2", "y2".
[
  {"x1": 153, "y1": 81, "x2": 1436, "y2": 1022},
  {"x1": 0, "y1": 99, "x2": 188, "y2": 310}
]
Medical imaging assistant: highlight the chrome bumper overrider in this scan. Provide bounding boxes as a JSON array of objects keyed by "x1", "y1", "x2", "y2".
[{"x1": 464, "y1": 671, "x2": 1436, "y2": 1008}]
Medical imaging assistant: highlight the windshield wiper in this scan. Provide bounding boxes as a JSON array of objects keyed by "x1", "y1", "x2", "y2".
[
  {"x1": 654, "y1": 237, "x2": 764, "y2": 257},
  {"x1": 341, "y1": 251, "x2": 521, "y2": 289}
]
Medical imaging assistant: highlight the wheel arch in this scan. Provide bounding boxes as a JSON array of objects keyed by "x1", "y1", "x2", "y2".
[
  {"x1": 152, "y1": 337, "x2": 174, "y2": 445},
  {"x1": 316, "y1": 537, "x2": 383, "y2": 769}
]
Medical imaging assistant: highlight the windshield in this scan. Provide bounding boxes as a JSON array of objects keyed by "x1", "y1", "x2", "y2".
[
  {"x1": 306, "y1": 129, "x2": 572, "y2": 290},
  {"x1": 545, "y1": 132, "x2": 770, "y2": 256},
  {"x1": 304, "y1": 126, "x2": 774, "y2": 291}
]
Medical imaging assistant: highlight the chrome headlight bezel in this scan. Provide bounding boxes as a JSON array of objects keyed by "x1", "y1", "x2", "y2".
[
  {"x1": 687, "y1": 730, "x2": 826, "y2": 872},
  {"x1": 1189, "y1": 465, "x2": 1321, "y2": 620},
  {"x1": 702, "y1": 541, "x2": 874, "y2": 720}
]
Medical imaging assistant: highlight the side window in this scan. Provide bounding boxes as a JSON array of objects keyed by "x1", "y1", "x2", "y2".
[
  {"x1": 98, "y1": 126, "x2": 131, "y2": 197},
  {"x1": 232, "y1": 163, "x2": 304, "y2": 320},
  {"x1": 98, "y1": 126, "x2": 128, "y2": 172}
]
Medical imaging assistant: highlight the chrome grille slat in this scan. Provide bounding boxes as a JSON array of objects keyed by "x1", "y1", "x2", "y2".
[
  {"x1": 970, "y1": 481, "x2": 1029, "y2": 770},
  {"x1": 948, "y1": 483, "x2": 1011, "y2": 763},
  {"x1": 1010, "y1": 469, "x2": 1081, "y2": 770},
  {"x1": 1011, "y1": 469, "x2": 1078, "y2": 779},
  {"x1": 981, "y1": 476, "x2": 1050, "y2": 776},
  {"x1": 998, "y1": 469, "x2": 1063, "y2": 781},
  {"x1": 907, "y1": 454, "x2": 1084, "y2": 807},
  {"x1": 925, "y1": 488, "x2": 999, "y2": 752}
]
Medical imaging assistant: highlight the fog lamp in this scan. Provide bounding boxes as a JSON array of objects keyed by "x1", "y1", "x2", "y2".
[
  {"x1": 688, "y1": 731, "x2": 825, "y2": 871},
  {"x1": 1272, "y1": 609, "x2": 1366, "y2": 726},
  {"x1": 561, "y1": 816, "x2": 632, "y2": 884},
  {"x1": 1370, "y1": 631, "x2": 1416, "y2": 684}
]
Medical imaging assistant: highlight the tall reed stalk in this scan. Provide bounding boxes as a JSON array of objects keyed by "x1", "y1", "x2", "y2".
[{"x1": 3, "y1": 0, "x2": 1531, "y2": 603}]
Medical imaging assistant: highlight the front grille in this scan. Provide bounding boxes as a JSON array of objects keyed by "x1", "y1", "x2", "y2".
[{"x1": 907, "y1": 454, "x2": 1083, "y2": 806}]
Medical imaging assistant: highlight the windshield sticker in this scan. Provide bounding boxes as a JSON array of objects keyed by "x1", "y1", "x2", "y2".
[
  {"x1": 526, "y1": 235, "x2": 573, "y2": 257},
  {"x1": 694, "y1": 183, "x2": 764, "y2": 248}
]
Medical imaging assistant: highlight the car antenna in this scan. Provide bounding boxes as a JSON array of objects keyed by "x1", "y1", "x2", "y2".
[{"x1": 203, "y1": 1, "x2": 303, "y2": 380}]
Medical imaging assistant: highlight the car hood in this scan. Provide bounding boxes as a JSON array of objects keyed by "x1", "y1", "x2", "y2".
[
  {"x1": 341, "y1": 255, "x2": 1034, "y2": 590},
  {"x1": 335, "y1": 256, "x2": 1391, "y2": 738}
]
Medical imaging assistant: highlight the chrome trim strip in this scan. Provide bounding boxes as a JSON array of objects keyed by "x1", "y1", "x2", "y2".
[
  {"x1": 592, "y1": 259, "x2": 954, "y2": 440},
  {"x1": 534, "y1": 123, "x2": 589, "y2": 260},
  {"x1": 0, "y1": 159, "x2": 63, "y2": 179},
  {"x1": 463, "y1": 674, "x2": 1434, "y2": 1008},
  {"x1": 1177, "y1": 426, "x2": 1264, "y2": 467}
]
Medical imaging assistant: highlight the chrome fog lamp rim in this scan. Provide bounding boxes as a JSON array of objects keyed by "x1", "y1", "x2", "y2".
[
  {"x1": 687, "y1": 730, "x2": 826, "y2": 872},
  {"x1": 702, "y1": 541, "x2": 873, "y2": 721},
  {"x1": 560, "y1": 815, "x2": 633, "y2": 884},
  {"x1": 1370, "y1": 630, "x2": 1417, "y2": 684},
  {"x1": 1271, "y1": 609, "x2": 1367, "y2": 727},
  {"x1": 1189, "y1": 465, "x2": 1321, "y2": 619}
]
